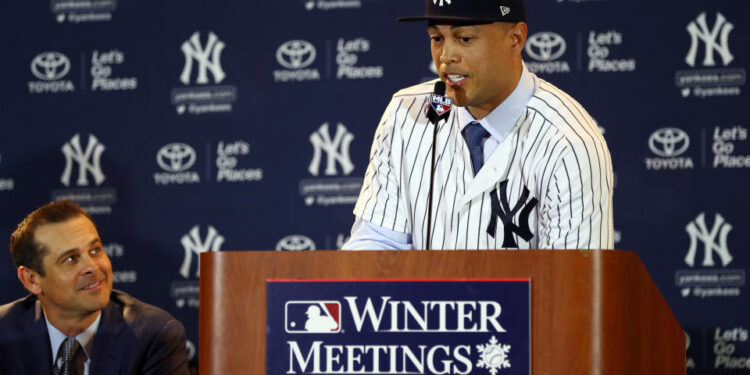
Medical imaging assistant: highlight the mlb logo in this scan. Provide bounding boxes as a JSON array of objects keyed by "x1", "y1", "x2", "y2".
[
  {"x1": 284, "y1": 301, "x2": 341, "y2": 334},
  {"x1": 430, "y1": 94, "x2": 452, "y2": 116}
]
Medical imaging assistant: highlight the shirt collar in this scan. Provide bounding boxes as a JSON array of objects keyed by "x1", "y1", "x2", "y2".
[
  {"x1": 46, "y1": 311, "x2": 102, "y2": 364},
  {"x1": 457, "y1": 63, "x2": 536, "y2": 142}
]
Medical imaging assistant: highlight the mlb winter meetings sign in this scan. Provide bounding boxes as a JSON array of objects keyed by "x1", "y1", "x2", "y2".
[{"x1": 267, "y1": 280, "x2": 530, "y2": 375}]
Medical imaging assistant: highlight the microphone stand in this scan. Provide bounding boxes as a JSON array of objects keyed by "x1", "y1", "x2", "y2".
[
  {"x1": 426, "y1": 81, "x2": 449, "y2": 250},
  {"x1": 427, "y1": 116, "x2": 439, "y2": 250}
]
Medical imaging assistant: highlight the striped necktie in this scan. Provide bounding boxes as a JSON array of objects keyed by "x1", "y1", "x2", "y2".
[{"x1": 56, "y1": 337, "x2": 82, "y2": 375}]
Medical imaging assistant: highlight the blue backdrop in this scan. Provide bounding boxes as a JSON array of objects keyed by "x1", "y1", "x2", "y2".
[{"x1": 0, "y1": 0, "x2": 748, "y2": 372}]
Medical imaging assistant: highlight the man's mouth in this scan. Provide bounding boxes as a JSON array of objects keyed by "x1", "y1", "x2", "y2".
[
  {"x1": 81, "y1": 280, "x2": 102, "y2": 291},
  {"x1": 444, "y1": 73, "x2": 467, "y2": 86}
]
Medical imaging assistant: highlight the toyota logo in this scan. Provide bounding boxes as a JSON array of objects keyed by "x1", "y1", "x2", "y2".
[
  {"x1": 525, "y1": 32, "x2": 566, "y2": 62},
  {"x1": 157, "y1": 143, "x2": 196, "y2": 172},
  {"x1": 648, "y1": 128, "x2": 690, "y2": 157},
  {"x1": 276, "y1": 40, "x2": 317, "y2": 70},
  {"x1": 31, "y1": 52, "x2": 71, "y2": 81},
  {"x1": 276, "y1": 235, "x2": 316, "y2": 251}
]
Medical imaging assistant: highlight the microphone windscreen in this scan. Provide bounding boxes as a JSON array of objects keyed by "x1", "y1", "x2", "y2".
[{"x1": 434, "y1": 81, "x2": 446, "y2": 96}]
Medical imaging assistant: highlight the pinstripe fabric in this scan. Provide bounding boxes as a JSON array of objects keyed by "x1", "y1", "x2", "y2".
[{"x1": 353, "y1": 74, "x2": 614, "y2": 250}]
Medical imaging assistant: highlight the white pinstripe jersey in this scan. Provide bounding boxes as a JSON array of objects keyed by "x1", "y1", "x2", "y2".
[{"x1": 353, "y1": 75, "x2": 614, "y2": 250}]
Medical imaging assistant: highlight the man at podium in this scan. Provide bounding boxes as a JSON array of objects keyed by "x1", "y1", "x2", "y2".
[{"x1": 344, "y1": 0, "x2": 613, "y2": 250}]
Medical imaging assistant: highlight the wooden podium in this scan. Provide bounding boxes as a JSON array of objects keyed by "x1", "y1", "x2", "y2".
[{"x1": 199, "y1": 250, "x2": 685, "y2": 374}]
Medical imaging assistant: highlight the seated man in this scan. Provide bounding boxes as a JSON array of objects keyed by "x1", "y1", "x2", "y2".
[{"x1": 0, "y1": 200, "x2": 189, "y2": 374}]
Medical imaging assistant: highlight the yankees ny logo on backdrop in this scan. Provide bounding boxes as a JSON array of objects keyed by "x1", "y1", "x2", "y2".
[
  {"x1": 685, "y1": 212, "x2": 733, "y2": 267},
  {"x1": 685, "y1": 12, "x2": 734, "y2": 67},
  {"x1": 180, "y1": 225, "x2": 224, "y2": 278},
  {"x1": 487, "y1": 180, "x2": 538, "y2": 248},
  {"x1": 60, "y1": 133, "x2": 106, "y2": 187},
  {"x1": 309, "y1": 122, "x2": 354, "y2": 176},
  {"x1": 180, "y1": 31, "x2": 226, "y2": 85}
]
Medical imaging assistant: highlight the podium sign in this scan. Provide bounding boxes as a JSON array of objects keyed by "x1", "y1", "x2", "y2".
[{"x1": 267, "y1": 279, "x2": 531, "y2": 375}]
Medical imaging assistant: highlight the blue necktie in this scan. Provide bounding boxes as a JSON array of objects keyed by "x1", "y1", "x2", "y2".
[{"x1": 463, "y1": 122, "x2": 489, "y2": 175}]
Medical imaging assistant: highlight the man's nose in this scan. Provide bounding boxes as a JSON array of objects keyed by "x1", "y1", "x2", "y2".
[
  {"x1": 79, "y1": 253, "x2": 98, "y2": 274},
  {"x1": 440, "y1": 42, "x2": 460, "y2": 64}
]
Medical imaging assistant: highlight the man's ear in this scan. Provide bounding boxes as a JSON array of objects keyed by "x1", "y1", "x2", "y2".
[
  {"x1": 509, "y1": 22, "x2": 528, "y2": 53},
  {"x1": 18, "y1": 266, "x2": 43, "y2": 296}
]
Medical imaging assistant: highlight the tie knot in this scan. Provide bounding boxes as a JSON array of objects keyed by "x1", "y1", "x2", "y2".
[
  {"x1": 62, "y1": 337, "x2": 80, "y2": 356},
  {"x1": 464, "y1": 122, "x2": 488, "y2": 149}
]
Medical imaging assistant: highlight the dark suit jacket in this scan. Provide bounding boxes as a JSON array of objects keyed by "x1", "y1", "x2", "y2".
[{"x1": 0, "y1": 290, "x2": 190, "y2": 375}]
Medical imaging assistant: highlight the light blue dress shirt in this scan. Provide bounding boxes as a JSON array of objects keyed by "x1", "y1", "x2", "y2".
[
  {"x1": 343, "y1": 64, "x2": 537, "y2": 250},
  {"x1": 46, "y1": 312, "x2": 101, "y2": 375}
]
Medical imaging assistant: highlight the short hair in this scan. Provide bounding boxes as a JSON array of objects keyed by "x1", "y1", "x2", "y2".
[{"x1": 9, "y1": 200, "x2": 96, "y2": 276}]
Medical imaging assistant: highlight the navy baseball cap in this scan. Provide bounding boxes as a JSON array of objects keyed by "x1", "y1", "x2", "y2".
[{"x1": 398, "y1": 0, "x2": 526, "y2": 23}]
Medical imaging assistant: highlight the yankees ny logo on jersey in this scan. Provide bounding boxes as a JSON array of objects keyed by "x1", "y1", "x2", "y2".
[{"x1": 487, "y1": 180, "x2": 538, "y2": 248}]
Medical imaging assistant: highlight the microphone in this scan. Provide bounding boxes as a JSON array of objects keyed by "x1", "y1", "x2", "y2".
[
  {"x1": 426, "y1": 81, "x2": 452, "y2": 250},
  {"x1": 427, "y1": 81, "x2": 451, "y2": 125}
]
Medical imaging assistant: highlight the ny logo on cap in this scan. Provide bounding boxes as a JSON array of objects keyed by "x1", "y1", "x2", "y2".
[{"x1": 432, "y1": 0, "x2": 452, "y2": 7}]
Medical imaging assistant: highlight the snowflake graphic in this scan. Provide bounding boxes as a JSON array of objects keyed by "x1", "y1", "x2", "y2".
[{"x1": 476, "y1": 336, "x2": 511, "y2": 375}]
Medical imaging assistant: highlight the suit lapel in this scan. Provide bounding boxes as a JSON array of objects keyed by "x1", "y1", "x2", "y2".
[
  {"x1": 17, "y1": 299, "x2": 54, "y2": 374},
  {"x1": 459, "y1": 130, "x2": 517, "y2": 208},
  {"x1": 90, "y1": 300, "x2": 127, "y2": 375}
]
